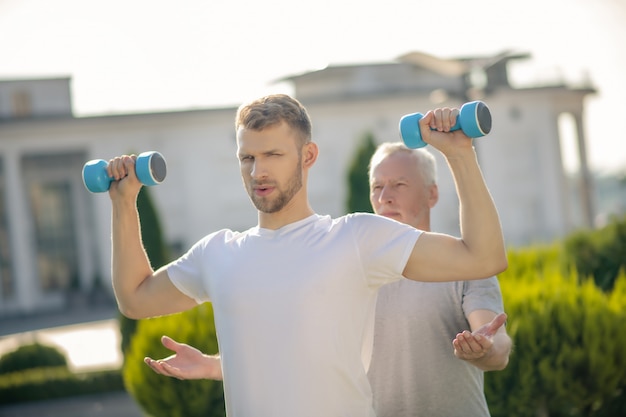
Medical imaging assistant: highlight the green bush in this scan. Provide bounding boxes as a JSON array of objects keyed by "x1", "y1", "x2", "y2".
[
  {"x1": 564, "y1": 214, "x2": 626, "y2": 291},
  {"x1": 504, "y1": 243, "x2": 565, "y2": 281},
  {"x1": 123, "y1": 303, "x2": 225, "y2": 417},
  {"x1": 0, "y1": 342, "x2": 67, "y2": 374},
  {"x1": 485, "y1": 250, "x2": 626, "y2": 417},
  {"x1": 596, "y1": 272, "x2": 626, "y2": 417}
]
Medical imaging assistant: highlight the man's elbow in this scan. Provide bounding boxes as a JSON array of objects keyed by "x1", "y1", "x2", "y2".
[
  {"x1": 492, "y1": 255, "x2": 508, "y2": 276},
  {"x1": 116, "y1": 299, "x2": 149, "y2": 320},
  {"x1": 484, "y1": 250, "x2": 508, "y2": 277},
  {"x1": 118, "y1": 304, "x2": 139, "y2": 320}
]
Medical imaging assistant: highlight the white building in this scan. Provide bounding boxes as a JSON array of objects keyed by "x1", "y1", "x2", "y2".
[{"x1": 0, "y1": 51, "x2": 596, "y2": 316}]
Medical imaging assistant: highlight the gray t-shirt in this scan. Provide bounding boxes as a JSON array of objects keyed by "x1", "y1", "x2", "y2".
[{"x1": 367, "y1": 277, "x2": 504, "y2": 417}]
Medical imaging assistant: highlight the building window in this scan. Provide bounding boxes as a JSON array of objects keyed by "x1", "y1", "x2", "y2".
[
  {"x1": 23, "y1": 154, "x2": 83, "y2": 293},
  {"x1": 29, "y1": 181, "x2": 78, "y2": 291},
  {"x1": 0, "y1": 158, "x2": 15, "y2": 299}
]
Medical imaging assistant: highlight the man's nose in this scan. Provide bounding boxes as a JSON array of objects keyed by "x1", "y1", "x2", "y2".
[
  {"x1": 251, "y1": 160, "x2": 267, "y2": 179},
  {"x1": 378, "y1": 185, "x2": 394, "y2": 203}
]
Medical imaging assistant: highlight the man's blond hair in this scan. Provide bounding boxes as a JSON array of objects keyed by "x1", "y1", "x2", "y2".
[{"x1": 236, "y1": 94, "x2": 312, "y2": 147}]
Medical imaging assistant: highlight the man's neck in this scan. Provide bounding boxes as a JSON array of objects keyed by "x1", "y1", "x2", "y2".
[
  {"x1": 258, "y1": 204, "x2": 315, "y2": 230},
  {"x1": 411, "y1": 218, "x2": 431, "y2": 232}
]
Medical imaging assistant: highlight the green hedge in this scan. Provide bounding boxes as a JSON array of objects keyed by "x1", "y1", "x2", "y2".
[
  {"x1": 564, "y1": 214, "x2": 626, "y2": 291},
  {"x1": 123, "y1": 303, "x2": 225, "y2": 417},
  {"x1": 0, "y1": 366, "x2": 124, "y2": 405},
  {"x1": 0, "y1": 342, "x2": 67, "y2": 374},
  {"x1": 485, "y1": 246, "x2": 626, "y2": 417}
]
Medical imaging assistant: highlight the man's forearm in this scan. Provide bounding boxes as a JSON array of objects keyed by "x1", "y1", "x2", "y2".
[
  {"x1": 111, "y1": 198, "x2": 154, "y2": 317},
  {"x1": 447, "y1": 149, "x2": 507, "y2": 274}
]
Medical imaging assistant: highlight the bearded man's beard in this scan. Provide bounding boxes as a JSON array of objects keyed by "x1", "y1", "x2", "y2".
[{"x1": 248, "y1": 160, "x2": 303, "y2": 213}]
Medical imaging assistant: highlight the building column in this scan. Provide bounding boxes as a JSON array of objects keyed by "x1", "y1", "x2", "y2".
[
  {"x1": 573, "y1": 111, "x2": 595, "y2": 228},
  {"x1": 4, "y1": 150, "x2": 39, "y2": 313}
]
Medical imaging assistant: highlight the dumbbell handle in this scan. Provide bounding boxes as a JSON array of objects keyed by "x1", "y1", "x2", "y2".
[
  {"x1": 82, "y1": 151, "x2": 167, "y2": 193},
  {"x1": 399, "y1": 101, "x2": 492, "y2": 149}
]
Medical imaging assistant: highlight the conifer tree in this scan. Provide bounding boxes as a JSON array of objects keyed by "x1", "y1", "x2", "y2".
[{"x1": 346, "y1": 131, "x2": 377, "y2": 213}]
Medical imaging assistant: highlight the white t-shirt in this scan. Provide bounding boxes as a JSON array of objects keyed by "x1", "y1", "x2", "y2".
[{"x1": 168, "y1": 213, "x2": 422, "y2": 417}]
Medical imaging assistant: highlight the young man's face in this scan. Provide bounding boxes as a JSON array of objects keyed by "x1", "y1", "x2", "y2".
[
  {"x1": 369, "y1": 152, "x2": 436, "y2": 229},
  {"x1": 237, "y1": 121, "x2": 303, "y2": 214}
]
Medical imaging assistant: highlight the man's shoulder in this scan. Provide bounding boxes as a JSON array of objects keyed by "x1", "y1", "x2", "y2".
[
  {"x1": 193, "y1": 228, "x2": 248, "y2": 247},
  {"x1": 342, "y1": 212, "x2": 416, "y2": 229},
  {"x1": 328, "y1": 212, "x2": 386, "y2": 229},
  {"x1": 330, "y1": 213, "x2": 420, "y2": 242},
  {"x1": 338, "y1": 212, "x2": 389, "y2": 223}
]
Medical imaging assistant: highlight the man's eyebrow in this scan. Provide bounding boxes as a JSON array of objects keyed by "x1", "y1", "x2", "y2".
[{"x1": 237, "y1": 148, "x2": 282, "y2": 157}]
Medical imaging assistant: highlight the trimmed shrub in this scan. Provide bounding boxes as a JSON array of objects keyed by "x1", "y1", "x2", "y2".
[
  {"x1": 595, "y1": 271, "x2": 626, "y2": 417},
  {"x1": 504, "y1": 243, "x2": 565, "y2": 281},
  {"x1": 0, "y1": 342, "x2": 67, "y2": 374},
  {"x1": 564, "y1": 214, "x2": 626, "y2": 292},
  {"x1": 123, "y1": 303, "x2": 225, "y2": 417},
  {"x1": 485, "y1": 251, "x2": 626, "y2": 417},
  {"x1": 0, "y1": 367, "x2": 124, "y2": 405}
]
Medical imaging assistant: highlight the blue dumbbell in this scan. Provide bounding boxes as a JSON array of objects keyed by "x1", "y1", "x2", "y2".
[
  {"x1": 399, "y1": 101, "x2": 492, "y2": 149},
  {"x1": 82, "y1": 151, "x2": 167, "y2": 193}
]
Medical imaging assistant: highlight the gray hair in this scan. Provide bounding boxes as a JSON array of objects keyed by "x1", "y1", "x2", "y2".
[{"x1": 368, "y1": 142, "x2": 437, "y2": 186}]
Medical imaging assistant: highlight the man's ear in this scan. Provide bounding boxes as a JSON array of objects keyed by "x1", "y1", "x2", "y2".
[
  {"x1": 428, "y1": 184, "x2": 439, "y2": 208},
  {"x1": 303, "y1": 142, "x2": 318, "y2": 169}
]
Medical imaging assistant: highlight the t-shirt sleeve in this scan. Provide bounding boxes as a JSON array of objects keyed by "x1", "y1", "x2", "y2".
[
  {"x1": 167, "y1": 236, "x2": 212, "y2": 304},
  {"x1": 462, "y1": 276, "x2": 504, "y2": 316},
  {"x1": 349, "y1": 213, "x2": 423, "y2": 287}
]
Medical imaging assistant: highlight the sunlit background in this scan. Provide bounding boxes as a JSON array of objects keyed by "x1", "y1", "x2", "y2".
[
  {"x1": 1, "y1": 0, "x2": 624, "y2": 174},
  {"x1": 1, "y1": 2, "x2": 625, "y2": 413}
]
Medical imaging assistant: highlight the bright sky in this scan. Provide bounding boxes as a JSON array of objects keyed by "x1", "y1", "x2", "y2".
[{"x1": 1, "y1": 0, "x2": 624, "y2": 174}]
